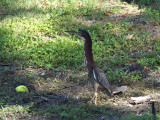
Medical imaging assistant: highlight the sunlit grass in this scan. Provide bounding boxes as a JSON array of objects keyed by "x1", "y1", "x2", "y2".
[
  {"x1": 0, "y1": 0, "x2": 160, "y2": 75},
  {"x1": 0, "y1": 105, "x2": 30, "y2": 119}
]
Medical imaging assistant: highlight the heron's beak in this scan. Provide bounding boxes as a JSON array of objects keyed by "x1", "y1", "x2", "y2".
[{"x1": 65, "y1": 31, "x2": 79, "y2": 35}]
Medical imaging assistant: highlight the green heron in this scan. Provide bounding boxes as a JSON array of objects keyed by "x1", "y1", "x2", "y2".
[{"x1": 65, "y1": 29, "x2": 112, "y2": 105}]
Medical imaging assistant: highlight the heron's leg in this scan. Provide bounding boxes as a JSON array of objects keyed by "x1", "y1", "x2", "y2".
[
  {"x1": 89, "y1": 92, "x2": 98, "y2": 105},
  {"x1": 94, "y1": 92, "x2": 98, "y2": 105},
  {"x1": 94, "y1": 82, "x2": 99, "y2": 105},
  {"x1": 89, "y1": 93, "x2": 95, "y2": 102},
  {"x1": 88, "y1": 78, "x2": 99, "y2": 105}
]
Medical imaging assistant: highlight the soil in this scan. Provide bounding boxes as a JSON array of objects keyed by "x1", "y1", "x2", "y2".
[{"x1": 1, "y1": 62, "x2": 160, "y2": 120}]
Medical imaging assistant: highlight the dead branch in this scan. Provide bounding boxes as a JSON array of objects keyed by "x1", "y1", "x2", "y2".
[
  {"x1": 131, "y1": 94, "x2": 160, "y2": 104},
  {"x1": 106, "y1": 4, "x2": 127, "y2": 8}
]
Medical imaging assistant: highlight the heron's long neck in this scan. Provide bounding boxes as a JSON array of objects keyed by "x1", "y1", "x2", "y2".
[{"x1": 83, "y1": 35, "x2": 94, "y2": 67}]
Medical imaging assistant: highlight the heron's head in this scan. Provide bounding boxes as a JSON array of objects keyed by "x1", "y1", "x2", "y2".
[{"x1": 65, "y1": 29, "x2": 90, "y2": 40}]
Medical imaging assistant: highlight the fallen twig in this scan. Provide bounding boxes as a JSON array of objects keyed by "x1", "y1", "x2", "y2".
[
  {"x1": 131, "y1": 95, "x2": 152, "y2": 104},
  {"x1": 106, "y1": 4, "x2": 127, "y2": 8},
  {"x1": 131, "y1": 94, "x2": 160, "y2": 104}
]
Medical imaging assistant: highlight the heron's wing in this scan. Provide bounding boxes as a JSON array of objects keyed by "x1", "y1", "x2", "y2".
[{"x1": 93, "y1": 66, "x2": 112, "y2": 96}]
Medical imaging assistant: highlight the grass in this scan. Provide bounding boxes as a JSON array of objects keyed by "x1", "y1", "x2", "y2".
[
  {"x1": 1, "y1": 0, "x2": 159, "y2": 69},
  {"x1": 0, "y1": 0, "x2": 160, "y2": 119}
]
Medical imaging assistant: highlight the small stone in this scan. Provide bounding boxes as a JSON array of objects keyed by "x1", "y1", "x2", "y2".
[
  {"x1": 128, "y1": 104, "x2": 133, "y2": 107},
  {"x1": 72, "y1": 95, "x2": 79, "y2": 100},
  {"x1": 3, "y1": 82, "x2": 8, "y2": 85},
  {"x1": 41, "y1": 72, "x2": 45, "y2": 76}
]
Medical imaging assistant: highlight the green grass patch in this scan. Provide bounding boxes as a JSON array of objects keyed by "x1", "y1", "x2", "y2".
[{"x1": 1, "y1": 0, "x2": 160, "y2": 70}]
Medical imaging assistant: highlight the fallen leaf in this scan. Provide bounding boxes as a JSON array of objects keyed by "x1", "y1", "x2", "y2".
[
  {"x1": 105, "y1": 12, "x2": 111, "y2": 16},
  {"x1": 152, "y1": 33, "x2": 160, "y2": 40},
  {"x1": 144, "y1": 66, "x2": 149, "y2": 70},
  {"x1": 125, "y1": 34, "x2": 134, "y2": 39},
  {"x1": 112, "y1": 27, "x2": 116, "y2": 32}
]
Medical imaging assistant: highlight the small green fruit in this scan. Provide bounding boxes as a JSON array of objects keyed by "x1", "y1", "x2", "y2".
[{"x1": 15, "y1": 85, "x2": 29, "y2": 93}]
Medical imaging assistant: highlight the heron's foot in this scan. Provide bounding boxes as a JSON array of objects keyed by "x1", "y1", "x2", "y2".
[{"x1": 89, "y1": 92, "x2": 98, "y2": 105}]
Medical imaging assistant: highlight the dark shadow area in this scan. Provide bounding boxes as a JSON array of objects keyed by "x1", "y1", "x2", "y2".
[
  {"x1": 0, "y1": 63, "x2": 155, "y2": 120},
  {"x1": 121, "y1": 0, "x2": 160, "y2": 10},
  {"x1": 0, "y1": 62, "x2": 158, "y2": 119}
]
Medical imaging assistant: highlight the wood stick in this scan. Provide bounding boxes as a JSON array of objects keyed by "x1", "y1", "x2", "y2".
[
  {"x1": 131, "y1": 94, "x2": 160, "y2": 104},
  {"x1": 131, "y1": 95, "x2": 152, "y2": 104},
  {"x1": 106, "y1": 4, "x2": 127, "y2": 8}
]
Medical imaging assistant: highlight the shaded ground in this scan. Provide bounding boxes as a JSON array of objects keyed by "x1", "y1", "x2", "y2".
[{"x1": 0, "y1": 61, "x2": 160, "y2": 119}]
